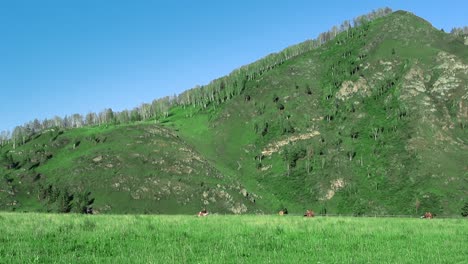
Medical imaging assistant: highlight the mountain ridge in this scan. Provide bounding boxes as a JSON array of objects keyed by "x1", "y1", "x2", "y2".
[{"x1": 1, "y1": 10, "x2": 467, "y2": 216}]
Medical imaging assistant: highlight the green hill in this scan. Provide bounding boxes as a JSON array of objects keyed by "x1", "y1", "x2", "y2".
[
  {"x1": 0, "y1": 124, "x2": 258, "y2": 214},
  {"x1": 1, "y1": 10, "x2": 467, "y2": 216}
]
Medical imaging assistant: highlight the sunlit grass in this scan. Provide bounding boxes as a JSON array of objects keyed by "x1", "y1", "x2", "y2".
[{"x1": 1, "y1": 213, "x2": 466, "y2": 263}]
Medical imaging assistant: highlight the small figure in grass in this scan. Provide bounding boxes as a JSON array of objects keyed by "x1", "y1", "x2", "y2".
[
  {"x1": 278, "y1": 208, "x2": 288, "y2": 216},
  {"x1": 421, "y1": 212, "x2": 433, "y2": 219},
  {"x1": 304, "y1": 210, "x2": 315, "y2": 217},
  {"x1": 198, "y1": 208, "x2": 209, "y2": 217}
]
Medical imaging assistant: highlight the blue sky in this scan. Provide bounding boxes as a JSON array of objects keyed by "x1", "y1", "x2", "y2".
[{"x1": 0, "y1": 0, "x2": 467, "y2": 132}]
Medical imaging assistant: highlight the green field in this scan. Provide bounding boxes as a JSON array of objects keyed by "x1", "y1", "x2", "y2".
[{"x1": 1, "y1": 213, "x2": 466, "y2": 263}]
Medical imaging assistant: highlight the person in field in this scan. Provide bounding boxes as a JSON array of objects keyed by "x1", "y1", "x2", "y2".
[
  {"x1": 198, "y1": 208, "x2": 209, "y2": 217},
  {"x1": 304, "y1": 210, "x2": 315, "y2": 217},
  {"x1": 421, "y1": 212, "x2": 433, "y2": 219},
  {"x1": 278, "y1": 208, "x2": 288, "y2": 215}
]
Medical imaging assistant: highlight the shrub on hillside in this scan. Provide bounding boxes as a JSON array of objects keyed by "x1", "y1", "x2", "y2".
[{"x1": 461, "y1": 202, "x2": 468, "y2": 217}]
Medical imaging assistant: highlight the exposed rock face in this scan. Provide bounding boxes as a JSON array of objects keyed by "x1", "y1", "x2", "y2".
[
  {"x1": 337, "y1": 77, "x2": 370, "y2": 100},
  {"x1": 432, "y1": 52, "x2": 468, "y2": 97},
  {"x1": 262, "y1": 130, "x2": 320, "y2": 156},
  {"x1": 320, "y1": 178, "x2": 345, "y2": 200},
  {"x1": 230, "y1": 203, "x2": 248, "y2": 214},
  {"x1": 92, "y1": 156, "x2": 103, "y2": 163}
]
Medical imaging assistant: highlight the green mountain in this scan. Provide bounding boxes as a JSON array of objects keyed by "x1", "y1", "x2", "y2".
[{"x1": 1, "y1": 10, "x2": 467, "y2": 216}]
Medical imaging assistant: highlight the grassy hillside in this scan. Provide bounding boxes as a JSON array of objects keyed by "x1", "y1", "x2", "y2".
[
  {"x1": 1, "y1": 213, "x2": 467, "y2": 263},
  {"x1": 0, "y1": 10, "x2": 467, "y2": 215},
  {"x1": 163, "y1": 11, "x2": 467, "y2": 215},
  {"x1": 0, "y1": 124, "x2": 257, "y2": 214}
]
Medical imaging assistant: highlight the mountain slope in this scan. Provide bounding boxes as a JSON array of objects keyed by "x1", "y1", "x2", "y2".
[
  {"x1": 0, "y1": 124, "x2": 257, "y2": 214},
  {"x1": 164, "y1": 10, "x2": 467, "y2": 215},
  {"x1": 1, "y1": 10, "x2": 466, "y2": 215}
]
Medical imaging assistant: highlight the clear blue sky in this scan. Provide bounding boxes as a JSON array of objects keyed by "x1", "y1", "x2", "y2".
[{"x1": 0, "y1": 0, "x2": 466, "y2": 132}]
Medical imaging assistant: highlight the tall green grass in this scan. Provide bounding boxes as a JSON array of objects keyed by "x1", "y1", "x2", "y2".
[{"x1": 1, "y1": 213, "x2": 466, "y2": 263}]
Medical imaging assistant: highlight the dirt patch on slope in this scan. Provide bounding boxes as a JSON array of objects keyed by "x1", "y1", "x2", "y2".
[{"x1": 261, "y1": 130, "x2": 320, "y2": 156}]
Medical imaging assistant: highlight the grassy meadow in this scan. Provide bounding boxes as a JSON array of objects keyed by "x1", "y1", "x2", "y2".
[{"x1": 0, "y1": 213, "x2": 466, "y2": 263}]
